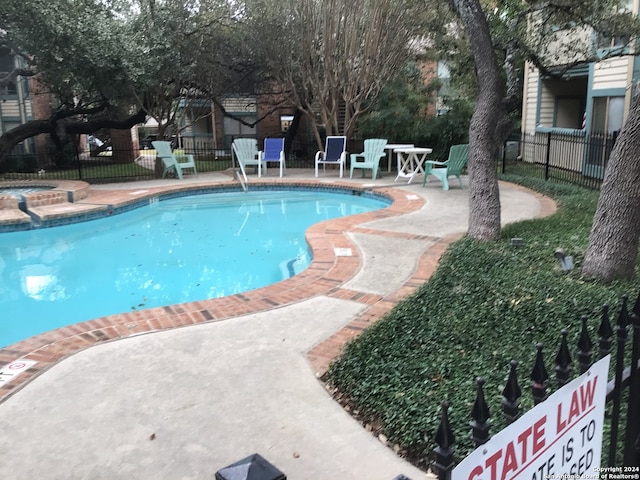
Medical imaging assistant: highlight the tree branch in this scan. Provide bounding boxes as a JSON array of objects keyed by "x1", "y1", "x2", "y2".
[
  {"x1": 0, "y1": 109, "x2": 146, "y2": 158},
  {"x1": 0, "y1": 67, "x2": 36, "y2": 88}
]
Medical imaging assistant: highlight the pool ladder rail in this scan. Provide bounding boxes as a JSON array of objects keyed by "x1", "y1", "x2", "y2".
[
  {"x1": 230, "y1": 146, "x2": 249, "y2": 192},
  {"x1": 235, "y1": 169, "x2": 248, "y2": 192}
]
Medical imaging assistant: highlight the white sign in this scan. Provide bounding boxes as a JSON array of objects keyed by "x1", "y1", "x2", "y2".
[
  {"x1": 0, "y1": 359, "x2": 37, "y2": 386},
  {"x1": 453, "y1": 355, "x2": 610, "y2": 480}
]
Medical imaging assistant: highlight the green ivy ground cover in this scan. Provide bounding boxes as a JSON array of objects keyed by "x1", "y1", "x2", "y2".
[{"x1": 326, "y1": 175, "x2": 636, "y2": 470}]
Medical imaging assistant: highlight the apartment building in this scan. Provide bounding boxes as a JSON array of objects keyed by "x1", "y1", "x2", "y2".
[{"x1": 520, "y1": 0, "x2": 639, "y2": 178}]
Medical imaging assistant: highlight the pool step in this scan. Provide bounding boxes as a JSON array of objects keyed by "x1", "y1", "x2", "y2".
[
  {"x1": 2, "y1": 188, "x2": 105, "y2": 230},
  {"x1": 26, "y1": 201, "x2": 109, "y2": 226},
  {"x1": 23, "y1": 190, "x2": 69, "y2": 208},
  {"x1": 0, "y1": 180, "x2": 94, "y2": 231},
  {"x1": 0, "y1": 195, "x2": 32, "y2": 228}
]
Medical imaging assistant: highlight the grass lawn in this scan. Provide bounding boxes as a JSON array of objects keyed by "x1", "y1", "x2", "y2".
[
  {"x1": 1, "y1": 156, "x2": 233, "y2": 183},
  {"x1": 325, "y1": 174, "x2": 637, "y2": 471}
]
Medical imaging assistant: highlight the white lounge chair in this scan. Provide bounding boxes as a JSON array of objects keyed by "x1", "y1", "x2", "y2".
[
  {"x1": 260, "y1": 138, "x2": 286, "y2": 177},
  {"x1": 315, "y1": 136, "x2": 347, "y2": 178}
]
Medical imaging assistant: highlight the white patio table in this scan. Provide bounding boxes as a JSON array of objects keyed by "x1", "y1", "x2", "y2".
[
  {"x1": 394, "y1": 147, "x2": 433, "y2": 184},
  {"x1": 383, "y1": 144, "x2": 414, "y2": 173}
]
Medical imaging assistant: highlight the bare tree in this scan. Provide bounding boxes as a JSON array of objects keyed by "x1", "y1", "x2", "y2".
[{"x1": 251, "y1": 0, "x2": 426, "y2": 148}]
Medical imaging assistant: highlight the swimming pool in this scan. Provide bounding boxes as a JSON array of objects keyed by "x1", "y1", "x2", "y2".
[
  {"x1": 0, "y1": 186, "x2": 55, "y2": 197},
  {"x1": 0, "y1": 188, "x2": 389, "y2": 347}
]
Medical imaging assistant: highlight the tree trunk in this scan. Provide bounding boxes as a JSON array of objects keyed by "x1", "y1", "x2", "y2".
[
  {"x1": 582, "y1": 88, "x2": 640, "y2": 281},
  {"x1": 110, "y1": 129, "x2": 136, "y2": 164},
  {"x1": 453, "y1": 0, "x2": 503, "y2": 240}
]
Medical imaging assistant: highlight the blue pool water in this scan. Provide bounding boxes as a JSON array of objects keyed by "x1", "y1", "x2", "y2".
[
  {"x1": 0, "y1": 188, "x2": 388, "y2": 347},
  {"x1": 1, "y1": 187, "x2": 54, "y2": 198}
]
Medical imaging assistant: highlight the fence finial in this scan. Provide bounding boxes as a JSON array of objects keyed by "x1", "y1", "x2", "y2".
[
  {"x1": 470, "y1": 377, "x2": 491, "y2": 446},
  {"x1": 554, "y1": 329, "x2": 572, "y2": 387},
  {"x1": 501, "y1": 360, "x2": 521, "y2": 424},
  {"x1": 609, "y1": 296, "x2": 631, "y2": 466},
  {"x1": 577, "y1": 315, "x2": 593, "y2": 374},
  {"x1": 530, "y1": 343, "x2": 548, "y2": 404},
  {"x1": 432, "y1": 400, "x2": 455, "y2": 480},
  {"x1": 633, "y1": 290, "x2": 640, "y2": 317},
  {"x1": 618, "y1": 295, "x2": 630, "y2": 329},
  {"x1": 598, "y1": 304, "x2": 613, "y2": 358},
  {"x1": 623, "y1": 313, "x2": 640, "y2": 466}
]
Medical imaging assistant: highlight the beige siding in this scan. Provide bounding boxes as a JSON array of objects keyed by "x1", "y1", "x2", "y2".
[
  {"x1": 1, "y1": 101, "x2": 22, "y2": 117},
  {"x1": 221, "y1": 97, "x2": 256, "y2": 113},
  {"x1": 593, "y1": 57, "x2": 632, "y2": 90},
  {"x1": 523, "y1": 66, "x2": 539, "y2": 133},
  {"x1": 538, "y1": 83, "x2": 555, "y2": 127}
]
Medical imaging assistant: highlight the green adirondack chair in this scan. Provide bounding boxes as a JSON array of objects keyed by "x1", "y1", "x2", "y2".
[
  {"x1": 349, "y1": 138, "x2": 387, "y2": 179},
  {"x1": 422, "y1": 144, "x2": 469, "y2": 190},
  {"x1": 152, "y1": 141, "x2": 198, "y2": 180}
]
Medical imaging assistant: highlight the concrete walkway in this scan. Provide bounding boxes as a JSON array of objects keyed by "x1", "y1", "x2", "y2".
[{"x1": 0, "y1": 171, "x2": 554, "y2": 479}]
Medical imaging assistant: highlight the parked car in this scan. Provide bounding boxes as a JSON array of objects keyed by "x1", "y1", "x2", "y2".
[
  {"x1": 140, "y1": 135, "x2": 157, "y2": 150},
  {"x1": 140, "y1": 135, "x2": 177, "y2": 150}
]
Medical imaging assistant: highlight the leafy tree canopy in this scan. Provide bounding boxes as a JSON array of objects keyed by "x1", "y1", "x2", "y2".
[{"x1": 0, "y1": 0, "x2": 256, "y2": 156}]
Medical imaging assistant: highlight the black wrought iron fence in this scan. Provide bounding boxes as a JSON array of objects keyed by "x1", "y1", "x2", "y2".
[
  {"x1": 500, "y1": 131, "x2": 619, "y2": 191},
  {"x1": 0, "y1": 136, "x2": 366, "y2": 183},
  {"x1": 432, "y1": 293, "x2": 640, "y2": 479}
]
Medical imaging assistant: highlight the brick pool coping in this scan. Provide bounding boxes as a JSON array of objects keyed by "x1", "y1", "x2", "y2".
[{"x1": 0, "y1": 177, "x2": 557, "y2": 404}]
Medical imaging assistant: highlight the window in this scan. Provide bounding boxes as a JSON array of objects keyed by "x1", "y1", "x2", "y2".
[
  {"x1": 0, "y1": 81, "x2": 17, "y2": 96},
  {"x1": 223, "y1": 115, "x2": 256, "y2": 149},
  {"x1": 280, "y1": 115, "x2": 294, "y2": 133},
  {"x1": 221, "y1": 96, "x2": 257, "y2": 148},
  {"x1": 587, "y1": 96, "x2": 624, "y2": 171},
  {"x1": 591, "y1": 96, "x2": 624, "y2": 135},
  {"x1": 0, "y1": 49, "x2": 12, "y2": 72},
  {"x1": 436, "y1": 61, "x2": 452, "y2": 116},
  {"x1": 596, "y1": 1, "x2": 632, "y2": 53},
  {"x1": 597, "y1": 30, "x2": 630, "y2": 50},
  {"x1": 555, "y1": 97, "x2": 585, "y2": 129},
  {"x1": 0, "y1": 49, "x2": 17, "y2": 96},
  {"x1": 223, "y1": 116, "x2": 256, "y2": 136},
  {"x1": 541, "y1": 74, "x2": 588, "y2": 129}
]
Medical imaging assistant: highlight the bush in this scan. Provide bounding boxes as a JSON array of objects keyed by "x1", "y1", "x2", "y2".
[
  {"x1": 417, "y1": 98, "x2": 473, "y2": 159},
  {"x1": 326, "y1": 176, "x2": 636, "y2": 468}
]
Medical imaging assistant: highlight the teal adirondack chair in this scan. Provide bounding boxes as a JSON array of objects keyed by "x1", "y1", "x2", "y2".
[
  {"x1": 349, "y1": 138, "x2": 387, "y2": 179},
  {"x1": 152, "y1": 141, "x2": 198, "y2": 180},
  {"x1": 423, "y1": 144, "x2": 469, "y2": 190}
]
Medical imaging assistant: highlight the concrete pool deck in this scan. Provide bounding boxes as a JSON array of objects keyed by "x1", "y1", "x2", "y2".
[{"x1": 0, "y1": 169, "x2": 556, "y2": 479}]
